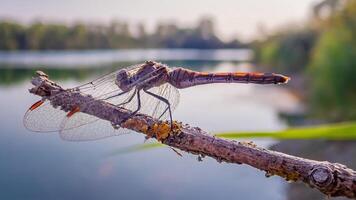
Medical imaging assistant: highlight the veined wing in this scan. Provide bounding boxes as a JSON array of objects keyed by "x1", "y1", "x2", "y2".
[
  {"x1": 23, "y1": 89, "x2": 135, "y2": 133},
  {"x1": 23, "y1": 63, "x2": 142, "y2": 133},
  {"x1": 59, "y1": 112, "x2": 130, "y2": 141},
  {"x1": 23, "y1": 99, "x2": 131, "y2": 141},
  {"x1": 56, "y1": 63, "x2": 143, "y2": 134},
  {"x1": 74, "y1": 63, "x2": 142, "y2": 98},
  {"x1": 58, "y1": 89, "x2": 137, "y2": 141},
  {"x1": 23, "y1": 100, "x2": 68, "y2": 132}
]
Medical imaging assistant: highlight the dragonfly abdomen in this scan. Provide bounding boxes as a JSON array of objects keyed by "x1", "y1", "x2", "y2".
[
  {"x1": 168, "y1": 68, "x2": 289, "y2": 89},
  {"x1": 217, "y1": 72, "x2": 290, "y2": 84}
]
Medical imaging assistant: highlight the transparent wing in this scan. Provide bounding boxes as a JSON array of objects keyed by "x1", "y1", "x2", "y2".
[
  {"x1": 57, "y1": 89, "x2": 136, "y2": 141},
  {"x1": 59, "y1": 112, "x2": 131, "y2": 141},
  {"x1": 23, "y1": 63, "x2": 142, "y2": 133},
  {"x1": 63, "y1": 62, "x2": 141, "y2": 129},
  {"x1": 55, "y1": 63, "x2": 144, "y2": 141},
  {"x1": 74, "y1": 64, "x2": 142, "y2": 99},
  {"x1": 23, "y1": 100, "x2": 67, "y2": 132}
]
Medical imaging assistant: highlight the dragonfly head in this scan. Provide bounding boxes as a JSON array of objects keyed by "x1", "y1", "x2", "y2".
[{"x1": 115, "y1": 69, "x2": 129, "y2": 88}]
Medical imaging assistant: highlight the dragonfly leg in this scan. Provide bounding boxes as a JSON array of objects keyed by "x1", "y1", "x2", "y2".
[
  {"x1": 131, "y1": 89, "x2": 142, "y2": 115},
  {"x1": 103, "y1": 90, "x2": 129, "y2": 101},
  {"x1": 158, "y1": 107, "x2": 169, "y2": 120},
  {"x1": 121, "y1": 89, "x2": 142, "y2": 124},
  {"x1": 116, "y1": 89, "x2": 137, "y2": 107},
  {"x1": 143, "y1": 89, "x2": 173, "y2": 129}
]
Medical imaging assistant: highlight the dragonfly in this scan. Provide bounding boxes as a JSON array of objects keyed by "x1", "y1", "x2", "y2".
[{"x1": 24, "y1": 61, "x2": 290, "y2": 141}]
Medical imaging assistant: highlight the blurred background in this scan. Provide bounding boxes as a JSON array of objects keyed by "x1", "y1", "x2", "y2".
[{"x1": 0, "y1": 0, "x2": 355, "y2": 199}]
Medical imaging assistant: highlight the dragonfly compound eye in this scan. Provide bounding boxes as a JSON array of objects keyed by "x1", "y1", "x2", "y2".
[
  {"x1": 115, "y1": 70, "x2": 129, "y2": 87},
  {"x1": 117, "y1": 70, "x2": 129, "y2": 80}
]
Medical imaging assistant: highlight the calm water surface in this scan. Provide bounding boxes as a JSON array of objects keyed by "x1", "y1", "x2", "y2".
[
  {"x1": 0, "y1": 50, "x2": 294, "y2": 200},
  {"x1": 0, "y1": 49, "x2": 252, "y2": 67}
]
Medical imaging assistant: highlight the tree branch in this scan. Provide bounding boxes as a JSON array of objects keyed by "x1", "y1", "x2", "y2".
[{"x1": 28, "y1": 71, "x2": 356, "y2": 199}]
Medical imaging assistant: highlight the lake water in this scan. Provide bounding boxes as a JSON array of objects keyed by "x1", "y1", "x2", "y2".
[
  {"x1": 0, "y1": 49, "x2": 252, "y2": 67},
  {"x1": 0, "y1": 49, "x2": 297, "y2": 200}
]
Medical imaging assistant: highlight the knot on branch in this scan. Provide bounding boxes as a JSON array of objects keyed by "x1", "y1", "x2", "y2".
[
  {"x1": 309, "y1": 165, "x2": 333, "y2": 188},
  {"x1": 29, "y1": 71, "x2": 63, "y2": 97}
]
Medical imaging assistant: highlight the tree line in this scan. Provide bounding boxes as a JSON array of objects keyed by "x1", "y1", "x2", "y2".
[{"x1": 0, "y1": 18, "x2": 245, "y2": 50}]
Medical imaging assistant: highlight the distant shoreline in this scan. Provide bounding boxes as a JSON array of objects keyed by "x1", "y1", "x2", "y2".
[{"x1": 0, "y1": 48, "x2": 253, "y2": 67}]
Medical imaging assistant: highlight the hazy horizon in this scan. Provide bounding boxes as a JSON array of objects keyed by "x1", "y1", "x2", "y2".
[{"x1": 0, "y1": 0, "x2": 318, "y2": 42}]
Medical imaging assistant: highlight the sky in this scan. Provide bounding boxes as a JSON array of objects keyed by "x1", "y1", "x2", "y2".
[{"x1": 0, "y1": 0, "x2": 318, "y2": 41}]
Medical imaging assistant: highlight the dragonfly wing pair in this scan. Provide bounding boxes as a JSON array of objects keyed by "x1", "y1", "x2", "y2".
[
  {"x1": 24, "y1": 64, "x2": 180, "y2": 141},
  {"x1": 23, "y1": 101, "x2": 124, "y2": 141}
]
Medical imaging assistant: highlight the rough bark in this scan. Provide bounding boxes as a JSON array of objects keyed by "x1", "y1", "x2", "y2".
[{"x1": 28, "y1": 71, "x2": 356, "y2": 199}]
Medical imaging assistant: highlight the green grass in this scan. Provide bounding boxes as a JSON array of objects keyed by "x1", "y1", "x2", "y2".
[{"x1": 215, "y1": 121, "x2": 356, "y2": 140}]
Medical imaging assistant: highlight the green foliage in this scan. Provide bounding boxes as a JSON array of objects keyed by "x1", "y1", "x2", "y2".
[
  {"x1": 0, "y1": 18, "x2": 245, "y2": 50},
  {"x1": 254, "y1": 30, "x2": 317, "y2": 74},
  {"x1": 254, "y1": 0, "x2": 356, "y2": 122},
  {"x1": 215, "y1": 122, "x2": 356, "y2": 140},
  {"x1": 259, "y1": 41, "x2": 279, "y2": 66},
  {"x1": 0, "y1": 22, "x2": 25, "y2": 50},
  {"x1": 309, "y1": 0, "x2": 356, "y2": 121}
]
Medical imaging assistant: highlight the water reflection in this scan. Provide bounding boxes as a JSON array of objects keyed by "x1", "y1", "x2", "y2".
[
  {"x1": 0, "y1": 49, "x2": 252, "y2": 67},
  {"x1": 0, "y1": 56, "x2": 291, "y2": 199}
]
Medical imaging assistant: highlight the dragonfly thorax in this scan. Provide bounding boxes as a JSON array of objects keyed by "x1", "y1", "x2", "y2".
[{"x1": 115, "y1": 61, "x2": 170, "y2": 92}]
